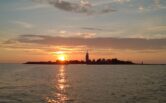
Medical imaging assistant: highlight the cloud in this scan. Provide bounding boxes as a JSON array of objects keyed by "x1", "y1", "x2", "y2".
[
  {"x1": 154, "y1": 0, "x2": 166, "y2": 9},
  {"x1": 34, "y1": 0, "x2": 116, "y2": 15},
  {"x1": 113, "y1": 0, "x2": 131, "y2": 3},
  {"x1": 76, "y1": 32, "x2": 96, "y2": 38},
  {"x1": 55, "y1": 30, "x2": 96, "y2": 38},
  {"x1": 137, "y1": 0, "x2": 166, "y2": 12},
  {"x1": 6, "y1": 34, "x2": 166, "y2": 50},
  {"x1": 81, "y1": 27, "x2": 104, "y2": 31},
  {"x1": 12, "y1": 21, "x2": 34, "y2": 29}
]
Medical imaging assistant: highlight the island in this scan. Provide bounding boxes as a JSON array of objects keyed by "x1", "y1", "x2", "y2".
[{"x1": 24, "y1": 51, "x2": 135, "y2": 65}]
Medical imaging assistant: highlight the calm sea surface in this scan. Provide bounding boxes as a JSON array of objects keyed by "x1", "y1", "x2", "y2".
[{"x1": 0, "y1": 64, "x2": 166, "y2": 103}]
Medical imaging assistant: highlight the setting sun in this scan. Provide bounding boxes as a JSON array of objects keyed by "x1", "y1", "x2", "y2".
[
  {"x1": 54, "y1": 51, "x2": 67, "y2": 61},
  {"x1": 58, "y1": 55, "x2": 65, "y2": 61}
]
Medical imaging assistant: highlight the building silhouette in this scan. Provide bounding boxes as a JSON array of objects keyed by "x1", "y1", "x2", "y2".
[{"x1": 85, "y1": 50, "x2": 90, "y2": 64}]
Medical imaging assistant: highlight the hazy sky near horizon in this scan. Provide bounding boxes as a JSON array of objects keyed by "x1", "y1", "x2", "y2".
[{"x1": 0, "y1": 0, "x2": 166, "y2": 63}]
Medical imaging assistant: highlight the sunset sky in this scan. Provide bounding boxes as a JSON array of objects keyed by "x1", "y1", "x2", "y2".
[{"x1": 0, "y1": 0, "x2": 166, "y2": 63}]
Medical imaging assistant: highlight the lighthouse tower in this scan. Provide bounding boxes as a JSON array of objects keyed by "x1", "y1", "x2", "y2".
[{"x1": 85, "y1": 50, "x2": 90, "y2": 64}]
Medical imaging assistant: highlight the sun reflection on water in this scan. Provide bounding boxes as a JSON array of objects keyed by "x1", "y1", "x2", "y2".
[{"x1": 46, "y1": 65, "x2": 73, "y2": 103}]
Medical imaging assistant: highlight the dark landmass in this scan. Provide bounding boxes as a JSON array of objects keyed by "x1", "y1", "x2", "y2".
[
  {"x1": 24, "y1": 51, "x2": 166, "y2": 65},
  {"x1": 24, "y1": 58, "x2": 135, "y2": 65}
]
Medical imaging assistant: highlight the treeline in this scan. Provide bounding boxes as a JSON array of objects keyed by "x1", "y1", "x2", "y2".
[{"x1": 86, "y1": 58, "x2": 134, "y2": 64}]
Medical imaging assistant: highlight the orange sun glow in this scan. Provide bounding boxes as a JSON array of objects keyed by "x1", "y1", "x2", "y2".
[
  {"x1": 58, "y1": 55, "x2": 65, "y2": 61},
  {"x1": 58, "y1": 55, "x2": 66, "y2": 61},
  {"x1": 55, "y1": 51, "x2": 67, "y2": 61}
]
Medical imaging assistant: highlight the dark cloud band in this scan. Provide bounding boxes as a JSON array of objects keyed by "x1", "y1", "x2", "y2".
[{"x1": 7, "y1": 34, "x2": 166, "y2": 50}]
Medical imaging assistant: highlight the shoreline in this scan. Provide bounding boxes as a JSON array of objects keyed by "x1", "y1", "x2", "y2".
[{"x1": 23, "y1": 63, "x2": 166, "y2": 65}]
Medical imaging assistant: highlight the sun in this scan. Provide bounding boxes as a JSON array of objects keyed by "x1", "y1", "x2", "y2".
[
  {"x1": 59, "y1": 55, "x2": 65, "y2": 61},
  {"x1": 58, "y1": 55, "x2": 66, "y2": 61},
  {"x1": 54, "y1": 51, "x2": 67, "y2": 61}
]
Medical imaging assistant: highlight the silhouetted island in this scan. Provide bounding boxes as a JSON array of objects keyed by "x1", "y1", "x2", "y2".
[
  {"x1": 24, "y1": 58, "x2": 134, "y2": 65},
  {"x1": 25, "y1": 51, "x2": 135, "y2": 65}
]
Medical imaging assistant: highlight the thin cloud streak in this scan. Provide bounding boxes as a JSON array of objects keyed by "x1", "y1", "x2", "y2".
[
  {"x1": 12, "y1": 21, "x2": 34, "y2": 29},
  {"x1": 81, "y1": 27, "x2": 104, "y2": 31}
]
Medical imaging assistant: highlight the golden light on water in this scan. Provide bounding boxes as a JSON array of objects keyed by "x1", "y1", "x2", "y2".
[
  {"x1": 58, "y1": 78, "x2": 66, "y2": 84},
  {"x1": 46, "y1": 65, "x2": 71, "y2": 103}
]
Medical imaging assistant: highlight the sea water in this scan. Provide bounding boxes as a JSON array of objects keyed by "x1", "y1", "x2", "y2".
[{"x1": 0, "y1": 64, "x2": 166, "y2": 103}]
